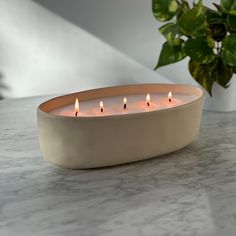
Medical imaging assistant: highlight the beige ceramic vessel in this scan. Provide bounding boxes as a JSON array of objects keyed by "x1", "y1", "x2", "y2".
[{"x1": 37, "y1": 84, "x2": 204, "y2": 169}]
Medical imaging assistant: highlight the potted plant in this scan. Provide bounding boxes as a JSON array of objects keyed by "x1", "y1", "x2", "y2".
[{"x1": 152, "y1": 0, "x2": 236, "y2": 111}]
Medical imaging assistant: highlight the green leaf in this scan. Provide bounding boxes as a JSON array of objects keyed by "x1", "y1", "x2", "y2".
[
  {"x1": 184, "y1": 37, "x2": 215, "y2": 63},
  {"x1": 206, "y1": 7, "x2": 225, "y2": 24},
  {"x1": 222, "y1": 34, "x2": 236, "y2": 66},
  {"x1": 155, "y1": 39, "x2": 186, "y2": 69},
  {"x1": 208, "y1": 23, "x2": 227, "y2": 42},
  {"x1": 232, "y1": 67, "x2": 236, "y2": 73},
  {"x1": 159, "y1": 23, "x2": 179, "y2": 42},
  {"x1": 188, "y1": 59, "x2": 215, "y2": 96},
  {"x1": 189, "y1": 57, "x2": 234, "y2": 95},
  {"x1": 152, "y1": 0, "x2": 178, "y2": 22},
  {"x1": 213, "y1": 3, "x2": 226, "y2": 14},
  {"x1": 227, "y1": 14, "x2": 236, "y2": 31},
  {"x1": 205, "y1": 6, "x2": 228, "y2": 41},
  {"x1": 212, "y1": 58, "x2": 233, "y2": 88},
  {"x1": 221, "y1": 0, "x2": 236, "y2": 15},
  {"x1": 176, "y1": 0, "x2": 190, "y2": 19},
  {"x1": 179, "y1": 0, "x2": 206, "y2": 37},
  {"x1": 180, "y1": 0, "x2": 190, "y2": 10}
]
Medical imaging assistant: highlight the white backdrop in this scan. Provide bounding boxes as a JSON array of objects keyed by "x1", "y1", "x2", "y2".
[{"x1": 0, "y1": 0, "x2": 171, "y2": 98}]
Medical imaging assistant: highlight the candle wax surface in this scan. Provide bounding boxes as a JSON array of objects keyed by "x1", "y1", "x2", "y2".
[{"x1": 50, "y1": 93, "x2": 198, "y2": 117}]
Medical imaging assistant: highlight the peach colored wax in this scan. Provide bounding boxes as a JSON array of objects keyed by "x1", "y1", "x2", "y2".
[{"x1": 49, "y1": 93, "x2": 198, "y2": 117}]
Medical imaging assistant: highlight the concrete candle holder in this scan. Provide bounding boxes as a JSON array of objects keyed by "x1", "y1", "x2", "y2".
[{"x1": 37, "y1": 84, "x2": 204, "y2": 169}]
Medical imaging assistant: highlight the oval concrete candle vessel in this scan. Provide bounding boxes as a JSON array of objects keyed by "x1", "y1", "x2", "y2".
[{"x1": 37, "y1": 84, "x2": 204, "y2": 169}]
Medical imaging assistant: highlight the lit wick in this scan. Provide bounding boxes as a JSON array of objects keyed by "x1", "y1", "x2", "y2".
[
  {"x1": 74, "y1": 98, "x2": 79, "y2": 116},
  {"x1": 100, "y1": 101, "x2": 104, "y2": 112},
  {"x1": 146, "y1": 93, "x2": 150, "y2": 106},
  {"x1": 168, "y1": 91, "x2": 172, "y2": 102},
  {"x1": 123, "y1": 97, "x2": 127, "y2": 109}
]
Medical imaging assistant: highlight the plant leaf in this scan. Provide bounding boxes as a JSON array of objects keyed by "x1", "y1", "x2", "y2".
[
  {"x1": 155, "y1": 39, "x2": 186, "y2": 69},
  {"x1": 180, "y1": 0, "x2": 190, "y2": 10},
  {"x1": 208, "y1": 23, "x2": 227, "y2": 42},
  {"x1": 222, "y1": 34, "x2": 236, "y2": 66},
  {"x1": 189, "y1": 57, "x2": 234, "y2": 95},
  {"x1": 221, "y1": 0, "x2": 236, "y2": 15},
  {"x1": 184, "y1": 37, "x2": 215, "y2": 63},
  {"x1": 176, "y1": 0, "x2": 190, "y2": 19},
  {"x1": 227, "y1": 14, "x2": 236, "y2": 31},
  {"x1": 212, "y1": 58, "x2": 233, "y2": 88},
  {"x1": 206, "y1": 7, "x2": 225, "y2": 24},
  {"x1": 179, "y1": 0, "x2": 206, "y2": 37},
  {"x1": 188, "y1": 59, "x2": 215, "y2": 96},
  {"x1": 159, "y1": 23, "x2": 179, "y2": 42},
  {"x1": 213, "y1": 3, "x2": 226, "y2": 14},
  {"x1": 152, "y1": 0, "x2": 178, "y2": 22},
  {"x1": 232, "y1": 67, "x2": 236, "y2": 73}
]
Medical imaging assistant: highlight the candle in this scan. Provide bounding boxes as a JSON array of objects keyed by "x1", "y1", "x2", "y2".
[
  {"x1": 38, "y1": 84, "x2": 204, "y2": 169},
  {"x1": 123, "y1": 97, "x2": 127, "y2": 109},
  {"x1": 50, "y1": 93, "x2": 198, "y2": 117}
]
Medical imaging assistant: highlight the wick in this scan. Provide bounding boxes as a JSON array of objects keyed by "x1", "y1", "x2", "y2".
[
  {"x1": 101, "y1": 108, "x2": 104, "y2": 112},
  {"x1": 75, "y1": 111, "x2": 78, "y2": 117},
  {"x1": 169, "y1": 98, "x2": 172, "y2": 102},
  {"x1": 124, "y1": 104, "x2": 127, "y2": 109},
  {"x1": 147, "y1": 102, "x2": 150, "y2": 106}
]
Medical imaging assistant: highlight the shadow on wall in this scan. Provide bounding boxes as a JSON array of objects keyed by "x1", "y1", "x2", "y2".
[{"x1": 0, "y1": 73, "x2": 7, "y2": 99}]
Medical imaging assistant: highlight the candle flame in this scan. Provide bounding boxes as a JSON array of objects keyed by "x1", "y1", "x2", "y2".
[
  {"x1": 100, "y1": 100, "x2": 104, "y2": 112},
  {"x1": 123, "y1": 97, "x2": 127, "y2": 109},
  {"x1": 168, "y1": 91, "x2": 172, "y2": 102},
  {"x1": 146, "y1": 93, "x2": 150, "y2": 106},
  {"x1": 75, "y1": 98, "x2": 79, "y2": 112}
]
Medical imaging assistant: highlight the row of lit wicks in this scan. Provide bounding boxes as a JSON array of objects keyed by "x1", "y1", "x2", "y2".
[{"x1": 74, "y1": 92, "x2": 173, "y2": 116}]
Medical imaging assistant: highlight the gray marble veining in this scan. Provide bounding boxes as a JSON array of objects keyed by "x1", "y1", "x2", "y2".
[{"x1": 1, "y1": 96, "x2": 236, "y2": 236}]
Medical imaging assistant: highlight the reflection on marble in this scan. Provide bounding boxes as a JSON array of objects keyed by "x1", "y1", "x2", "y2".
[{"x1": 1, "y1": 96, "x2": 236, "y2": 236}]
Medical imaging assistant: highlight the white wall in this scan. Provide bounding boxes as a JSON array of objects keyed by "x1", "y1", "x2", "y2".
[
  {"x1": 0, "y1": 0, "x2": 170, "y2": 98},
  {"x1": 32, "y1": 0, "x2": 189, "y2": 84},
  {"x1": 34, "y1": 0, "x2": 160, "y2": 69},
  {"x1": 34, "y1": 0, "x2": 220, "y2": 85}
]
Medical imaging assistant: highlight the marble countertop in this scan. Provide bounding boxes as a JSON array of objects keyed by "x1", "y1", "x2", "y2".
[{"x1": 1, "y1": 96, "x2": 236, "y2": 236}]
